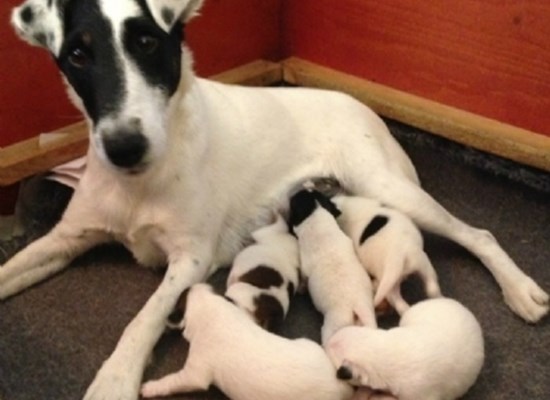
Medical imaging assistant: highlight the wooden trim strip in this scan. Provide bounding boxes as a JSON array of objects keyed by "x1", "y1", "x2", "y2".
[
  {"x1": 282, "y1": 57, "x2": 550, "y2": 172},
  {"x1": 2, "y1": 56, "x2": 548, "y2": 188},
  {"x1": 0, "y1": 60, "x2": 283, "y2": 186}
]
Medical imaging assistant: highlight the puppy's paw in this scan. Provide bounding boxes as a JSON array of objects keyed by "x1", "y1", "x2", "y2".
[
  {"x1": 503, "y1": 276, "x2": 549, "y2": 323},
  {"x1": 140, "y1": 380, "x2": 166, "y2": 398}
]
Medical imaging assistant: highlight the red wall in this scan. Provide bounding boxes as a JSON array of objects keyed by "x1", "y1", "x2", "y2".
[{"x1": 283, "y1": 0, "x2": 550, "y2": 137}]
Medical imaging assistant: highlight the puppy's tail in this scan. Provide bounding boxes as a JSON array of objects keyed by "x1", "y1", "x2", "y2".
[{"x1": 373, "y1": 253, "x2": 406, "y2": 308}]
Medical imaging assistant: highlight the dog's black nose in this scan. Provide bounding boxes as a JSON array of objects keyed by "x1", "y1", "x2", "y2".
[{"x1": 102, "y1": 130, "x2": 149, "y2": 169}]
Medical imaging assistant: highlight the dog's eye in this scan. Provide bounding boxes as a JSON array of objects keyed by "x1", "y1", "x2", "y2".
[
  {"x1": 135, "y1": 34, "x2": 159, "y2": 54},
  {"x1": 68, "y1": 47, "x2": 89, "y2": 68}
]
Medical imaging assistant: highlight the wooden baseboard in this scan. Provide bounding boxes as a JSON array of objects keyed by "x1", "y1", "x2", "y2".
[
  {"x1": 0, "y1": 60, "x2": 283, "y2": 187},
  {"x1": 282, "y1": 57, "x2": 550, "y2": 172},
  {"x1": 2, "y1": 56, "x2": 548, "y2": 187}
]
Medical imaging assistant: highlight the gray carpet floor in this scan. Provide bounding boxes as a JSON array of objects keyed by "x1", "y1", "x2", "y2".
[{"x1": 0, "y1": 120, "x2": 549, "y2": 400}]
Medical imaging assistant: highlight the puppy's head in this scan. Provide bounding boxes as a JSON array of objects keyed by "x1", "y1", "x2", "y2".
[
  {"x1": 11, "y1": 0, "x2": 204, "y2": 174},
  {"x1": 288, "y1": 189, "x2": 341, "y2": 232}
]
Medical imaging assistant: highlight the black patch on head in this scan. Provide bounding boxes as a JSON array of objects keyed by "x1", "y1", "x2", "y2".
[
  {"x1": 167, "y1": 287, "x2": 191, "y2": 325},
  {"x1": 21, "y1": 6, "x2": 34, "y2": 24},
  {"x1": 124, "y1": 1, "x2": 184, "y2": 96},
  {"x1": 253, "y1": 294, "x2": 284, "y2": 332},
  {"x1": 288, "y1": 189, "x2": 341, "y2": 232},
  {"x1": 161, "y1": 7, "x2": 175, "y2": 26},
  {"x1": 359, "y1": 215, "x2": 389, "y2": 245},
  {"x1": 239, "y1": 265, "x2": 284, "y2": 289},
  {"x1": 288, "y1": 190, "x2": 319, "y2": 229},
  {"x1": 336, "y1": 366, "x2": 353, "y2": 380},
  {"x1": 56, "y1": 0, "x2": 125, "y2": 124}
]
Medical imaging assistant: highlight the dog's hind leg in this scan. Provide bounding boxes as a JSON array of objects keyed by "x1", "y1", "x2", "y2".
[
  {"x1": 0, "y1": 223, "x2": 108, "y2": 299},
  {"x1": 84, "y1": 249, "x2": 213, "y2": 400},
  {"x1": 346, "y1": 170, "x2": 548, "y2": 322}
]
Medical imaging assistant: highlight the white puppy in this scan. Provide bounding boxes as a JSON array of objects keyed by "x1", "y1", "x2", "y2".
[
  {"x1": 327, "y1": 298, "x2": 484, "y2": 400},
  {"x1": 333, "y1": 195, "x2": 441, "y2": 315},
  {"x1": 288, "y1": 189, "x2": 377, "y2": 346},
  {"x1": 141, "y1": 283, "x2": 354, "y2": 400},
  {"x1": 225, "y1": 213, "x2": 300, "y2": 331}
]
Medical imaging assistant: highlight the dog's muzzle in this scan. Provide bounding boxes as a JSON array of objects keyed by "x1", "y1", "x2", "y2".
[{"x1": 102, "y1": 126, "x2": 149, "y2": 170}]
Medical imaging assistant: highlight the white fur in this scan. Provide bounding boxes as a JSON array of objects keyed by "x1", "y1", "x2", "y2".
[
  {"x1": 293, "y1": 200, "x2": 377, "y2": 345},
  {"x1": 4, "y1": 1, "x2": 548, "y2": 399},
  {"x1": 333, "y1": 195, "x2": 441, "y2": 315},
  {"x1": 140, "y1": 283, "x2": 354, "y2": 400},
  {"x1": 225, "y1": 213, "x2": 300, "y2": 327},
  {"x1": 327, "y1": 298, "x2": 485, "y2": 400}
]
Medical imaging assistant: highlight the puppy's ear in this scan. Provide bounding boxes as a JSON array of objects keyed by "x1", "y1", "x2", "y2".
[
  {"x1": 145, "y1": 0, "x2": 204, "y2": 32},
  {"x1": 288, "y1": 189, "x2": 317, "y2": 231},
  {"x1": 314, "y1": 191, "x2": 342, "y2": 218},
  {"x1": 11, "y1": 0, "x2": 65, "y2": 56}
]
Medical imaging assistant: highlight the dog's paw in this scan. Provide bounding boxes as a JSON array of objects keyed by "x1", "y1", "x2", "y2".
[
  {"x1": 503, "y1": 276, "x2": 549, "y2": 323},
  {"x1": 83, "y1": 361, "x2": 141, "y2": 400}
]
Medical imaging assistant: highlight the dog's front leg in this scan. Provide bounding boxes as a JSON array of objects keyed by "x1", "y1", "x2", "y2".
[
  {"x1": 83, "y1": 252, "x2": 211, "y2": 400},
  {"x1": 0, "y1": 224, "x2": 108, "y2": 299}
]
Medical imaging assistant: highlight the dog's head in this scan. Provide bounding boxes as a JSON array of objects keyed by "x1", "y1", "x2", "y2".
[
  {"x1": 11, "y1": 0, "x2": 203, "y2": 173},
  {"x1": 288, "y1": 189, "x2": 342, "y2": 232}
]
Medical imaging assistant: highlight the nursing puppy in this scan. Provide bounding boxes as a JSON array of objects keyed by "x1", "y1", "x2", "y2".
[
  {"x1": 289, "y1": 189, "x2": 377, "y2": 345},
  {"x1": 327, "y1": 298, "x2": 485, "y2": 400},
  {"x1": 141, "y1": 283, "x2": 354, "y2": 400},
  {"x1": 333, "y1": 195, "x2": 441, "y2": 315},
  {"x1": 225, "y1": 213, "x2": 300, "y2": 331}
]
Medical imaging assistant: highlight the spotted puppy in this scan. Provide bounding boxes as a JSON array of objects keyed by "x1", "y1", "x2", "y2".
[
  {"x1": 225, "y1": 213, "x2": 300, "y2": 331},
  {"x1": 333, "y1": 195, "x2": 441, "y2": 315},
  {"x1": 141, "y1": 283, "x2": 354, "y2": 400},
  {"x1": 289, "y1": 189, "x2": 377, "y2": 346},
  {"x1": 327, "y1": 298, "x2": 484, "y2": 400}
]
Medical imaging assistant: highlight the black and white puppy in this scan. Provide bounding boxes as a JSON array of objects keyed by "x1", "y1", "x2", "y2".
[
  {"x1": 141, "y1": 283, "x2": 354, "y2": 400},
  {"x1": 326, "y1": 298, "x2": 485, "y2": 400},
  {"x1": 225, "y1": 213, "x2": 300, "y2": 331},
  {"x1": 289, "y1": 189, "x2": 377, "y2": 346},
  {"x1": 333, "y1": 195, "x2": 441, "y2": 315},
  {"x1": 5, "y1": 1, "x2": 547, "y2": 398}
]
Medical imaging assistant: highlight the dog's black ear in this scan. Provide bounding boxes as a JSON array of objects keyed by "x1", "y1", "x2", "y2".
[
  {"x1": 253, "y1": 294, "x2": 284, "y2": 333},
  {"x1": 11, "y1": 0, "x2": 65, "y2": 55},
  {"x1": 145, "y1": 0, "x2": 204, "y2": 32},
  {"x1": 167, "y1": 287, "x2": 191, "y2": 325},
  {"x1": 313, "y1": 191, "x2": 342, "y2": 218},
  {"x1": 288, "y1": 189, "x2": 318, "y2": 231}
]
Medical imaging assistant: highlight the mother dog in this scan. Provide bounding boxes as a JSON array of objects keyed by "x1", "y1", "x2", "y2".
[{"x1": 4, "y1": 0, "x2": 548, "y2": 399}]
